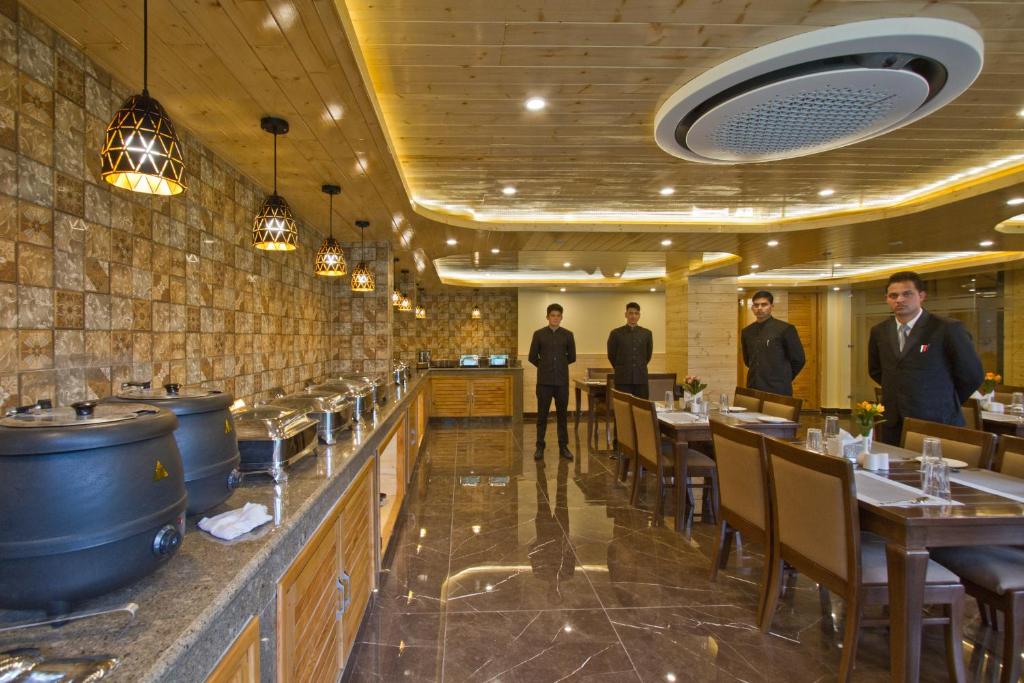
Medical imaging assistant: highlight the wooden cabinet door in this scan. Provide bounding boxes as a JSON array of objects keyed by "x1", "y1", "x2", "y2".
[
  {"x1": 431, "y1": 377, "x2": 469, "y2": 416},
  {"x1": 277, "y1": 511, "x2": 343, "y2": 683},
  {"x1": 339, "y1": 461, "x2": 375, "y2": 663},
  {"x1": 470, "y1": 376, "x2": 512, "y2": 417},
  {"x1": 206, "y1": 617, "x2": 260, "y2": 683}
]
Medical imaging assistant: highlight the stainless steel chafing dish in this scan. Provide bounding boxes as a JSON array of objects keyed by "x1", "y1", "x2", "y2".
[
  {"x1": 271, "y1": 389, "x2": 353, "y2": 444},
  {"x1": 391, "y1": 361, "x2": 410, "y2": 386},
  {"x1": 309, "y1": 379, "x2": 375, "y2": 422},
  {"x1": 336, "y1": 375, "x2": 388, "y2": 406},
  {"x1": 232, "y1": 404, "x2": 318, "y2": 481}
]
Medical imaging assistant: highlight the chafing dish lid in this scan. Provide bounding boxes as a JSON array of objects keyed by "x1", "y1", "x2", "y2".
[
  {"x1": 114, "y1": 381, "x2": 233, "y2": 414},
  {"x1": 1, "y1": 401, "x2": 153, "y2": 428},
  {"x1": 311, "y1": 380, "x2": 371, "y2": 398},
  {"x1": 233, "y1": 404, "x2": 309, "y2": 438},
  {"x1": 271, "y1": 394, "x2": 341, "y2": 414}
]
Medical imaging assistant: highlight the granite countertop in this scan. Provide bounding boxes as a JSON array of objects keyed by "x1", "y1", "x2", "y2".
[
  {"x1": 428, "y1": 365, "x2": 523, "y2": 370},
  {"x1": 0, "y1": 372, "x2": 430, "y2": 682}
]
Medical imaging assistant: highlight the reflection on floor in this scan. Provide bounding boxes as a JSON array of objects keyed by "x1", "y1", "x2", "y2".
[{"x1": 346, "y1": 421, "x2": 1008, "y2": 682}]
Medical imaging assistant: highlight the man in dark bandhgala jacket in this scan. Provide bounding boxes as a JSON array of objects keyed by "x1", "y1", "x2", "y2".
[
  {"x1": 868, "y1": 271, "x2": 984, "y2": 445},
  {"x1": 528, "y1": 303, "x2": 576, "y2": 461},
  {"x1": 606, "y1": 301, "x2": 653, "y2": 398},
  {"x1": 740, "y1": 290, "x2": 806, "y2": 396}
]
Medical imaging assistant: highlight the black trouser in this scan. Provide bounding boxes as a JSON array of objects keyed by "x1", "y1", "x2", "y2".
[
  {"x1": 536, "y1": 383, "x2": 569, "y2": 448},
  {"x1": 616, "y1": 383, "x2": 649, "y2": 399}
]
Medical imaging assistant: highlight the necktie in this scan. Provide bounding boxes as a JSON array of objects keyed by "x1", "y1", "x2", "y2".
[{"x1": 899, "y1": 323, "x2": 910, "y2": 353}]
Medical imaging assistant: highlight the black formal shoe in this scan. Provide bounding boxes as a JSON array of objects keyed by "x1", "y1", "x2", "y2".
[
  {"x1": 559, "y1": 447, "x2": 574, "y2": 461},
  {"x1": 533, "y1": 447, "x2": 545, "y2": 461}
]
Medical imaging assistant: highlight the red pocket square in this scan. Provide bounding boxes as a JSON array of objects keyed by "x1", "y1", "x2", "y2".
[{"x1": 919, "y1": 344, "x2": 928, "y2": 352}]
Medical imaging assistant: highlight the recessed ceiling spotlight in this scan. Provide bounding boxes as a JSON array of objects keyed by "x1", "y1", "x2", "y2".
[
  {"x1": 1008, "y1": 198, "x2": 1024, "y2": 206},
  {"x1": 969, "y1": 287, "x2": 976, "y2": 292},
  {"x1": 1018, "y1": 108, "x2": 1024, "y2": 118},
  {"x1": 490, "y1": 247, "x2": 500, "y2": 254},
  {"x1": 737, "y1": 287, "x2": 745, "y2": 291},
  {"x1": 833, "y1": 286, "x2": 841, "y2": 291},
  {"x1": 446, "y1": 238, "x2": 457, "y2": 246},
  {"x1": 524, "y1": 97, "x2": 546, "y2": 111},
  {"x1": 562, "y1": 261, "x2": 571, "y2": 267},
  {"x1": 613, "y1": 271, "x2": 621, "y2": 277},
  {"x1": 661, "y1": 239, "x2": 672, "y2": 246},
  {"x1": 649, "y1": 287, "x2": 657, "y2": 292},
  {"x1": 559, "y1": 287, "x2": 566, "y2": 292},
  {"x1": 818, "y1": 188, "x2": 835, "y2": 197},
  {"x1": 750, "y1": 264, "x2": 760, "y2": 269},
  {"x1": 834, "y1": 263, "x2": 843, "y2": 267},
  {"x1": 502, "y1": 186, "x2": 517, "y2": 195},
  {"x1": 767, "y1": 240, "x2": 779, "y2": 247},
  {"x1": 659, "y1": 187, "x2": 675, "y2": 196},
  {"x1": 979, "y1": 240, "x2": 994, "y2": 247}
]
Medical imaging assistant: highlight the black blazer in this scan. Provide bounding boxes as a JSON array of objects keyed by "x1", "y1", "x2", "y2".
[
  {"x1": 606, "y1": 324, "x2": 653, "y2": 385},
  {"x1": 740, "y1": 317, "x2": 805, "y2": 396},
  {"x1": 868, "y1": 310, "x2": 983, "y2": 441},
  {"x1": 528, "y1": 326, "x2": 576, "y2": 386}
]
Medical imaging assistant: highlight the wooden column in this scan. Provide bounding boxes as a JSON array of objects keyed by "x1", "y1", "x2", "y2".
[
  {"x1": 687, "y1": 276, "x2": 739, "y2": 400},
  {"x1": 664, "y1": 265, "x2": 688, "y2": 378}
]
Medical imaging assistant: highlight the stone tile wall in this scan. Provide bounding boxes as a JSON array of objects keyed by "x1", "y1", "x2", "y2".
[
  {"x1": 392, "y1": 288, "x2": 517, "y2": 364},
  {"x1": 0, "y1": 2, "x2": 392, "y2": 411}
]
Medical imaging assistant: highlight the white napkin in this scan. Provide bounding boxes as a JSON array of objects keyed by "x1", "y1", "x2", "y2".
[
  {"x1": 198, "y1": 502, "x2": 273, "y2": 540},
  {"x1": 987, "y1": 402, "x2": 1005, "y2": 414}
]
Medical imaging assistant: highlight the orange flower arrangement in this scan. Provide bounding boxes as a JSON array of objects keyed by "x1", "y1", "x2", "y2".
[
  {"x1": 980, "y1": 372, "x2": 1002, "y2": 395},
  {"x1": 853, "y1": 401, "x2": 885, "y2": 437}
]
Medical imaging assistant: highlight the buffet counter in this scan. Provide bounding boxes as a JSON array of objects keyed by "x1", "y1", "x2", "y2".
[{"x1": 0, "y1": 372, "x2": 431, "y2": 682}]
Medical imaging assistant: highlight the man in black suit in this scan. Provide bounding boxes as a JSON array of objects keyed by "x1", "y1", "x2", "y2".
[
  {"x1": 606, "y1": 301, "x2": 654, "y2": 398},
  {"x1": 528, "y1": 303, "x2": 577, "y2": 461},
  {"x1": 868, "y1": 271, "x2": 984, "y2": 444},
  {"x1": 740, "y1": 290, "x2": 805, "y2": 396}
]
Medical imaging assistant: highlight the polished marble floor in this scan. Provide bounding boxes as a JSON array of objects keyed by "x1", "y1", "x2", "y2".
[{"x1": 346, "y1": 419, "x2": 1009, "y2": 682}]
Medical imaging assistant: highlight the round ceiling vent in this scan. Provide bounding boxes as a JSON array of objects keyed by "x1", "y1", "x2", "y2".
[{"x1": 654, "y1": 18, "x2": 984, "y2": 164}]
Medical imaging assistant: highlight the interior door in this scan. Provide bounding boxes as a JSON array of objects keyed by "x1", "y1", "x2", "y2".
[{"x1": 788, "y1": 293, "x2": 820, "y2": 410}]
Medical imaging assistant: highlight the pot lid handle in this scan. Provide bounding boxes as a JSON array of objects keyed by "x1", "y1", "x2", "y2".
[
  {"x1": 122, "y1": 380, "x2": 152, "y2": 390},
  {"x1": 71, "y1": 400, "x2": 98, "y2": 417},
  {"x1": 164, "y1": 383, "x2": 181, "y2": 396}
]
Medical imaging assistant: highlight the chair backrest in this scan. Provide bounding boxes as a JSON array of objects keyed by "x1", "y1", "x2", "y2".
[
  {"x1": 873, "y1": 385, "x2": 883, "y2": 403},
  {"x1": 759, "y1": 391, "x2": 803, "y2": 422},
  {"x1": 765, "y1": 439, "x2": 859, "y2": 595},
  {"x1": 960, "y1": 398, "x2": 983, "y2": 431},
  {"x1": 647, "y1": 373, "x2": 677, "y2": 401},
  {"x1": 611, "y1": 389, "x2": 637, "y2": 458},
  {"x1": 733, "y1": 386, "x2": 763, "y2": 412},
  {"x1": 711, "y1": 420, "x2": 770, "y2": 535},
  {"x1": 587, "y1": 367, "x2": 614, "y2": 379},
  {"x1": 995, "y1": 434, "x2": 1024, "y2": 479},
  {"x1": 628, "y1": 394, "x2": 661, "y2": 469},
  {"x1": 993, "y1": 384, "x2": 1024, "y2": 406},
  {"x1": 901, "y1": 417, "x2": 997, "y2": 470}
]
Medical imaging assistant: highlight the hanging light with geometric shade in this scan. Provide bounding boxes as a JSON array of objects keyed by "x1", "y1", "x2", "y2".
[
  {"x1": 100, "y1": 0, "x2": 186, "y2": 196},
  {"x1": 415, "y1": 289, "x2": 427, "y2": 319},
  {"x1": 391, "y1": 257, "x2": 403, "y2": 306},
  {"x1": 350, "y1": 220, "x2": 376, "y2": 292},
  {"x1": 253, "y1": 117, "x2": 298, "y2": 251},
  {"x1": 398, "y1": 270, "x2": 413, "y2": 312},
  {"x1": 314, "y1": 184, "x2": 346, "y2": 277},
  {"x1": 471, "y1": 289, "x2": 482, "y2": 319}
]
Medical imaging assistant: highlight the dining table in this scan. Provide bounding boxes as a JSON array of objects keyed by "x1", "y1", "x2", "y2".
[
  {"x1": 981, "y1": 410, "x2": 1024, "y2": 437},
  {"x1": 831, "y1": 441, "x2": 1024, "y2": 682},
  {"x1": 657, "y1": 408, "x2": 799, "y2": 532}
]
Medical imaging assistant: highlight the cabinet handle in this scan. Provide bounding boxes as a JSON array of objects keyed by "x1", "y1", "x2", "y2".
[
  {"x1": 336, "y1": 576, "x2": 347, "y2": 620},
  {"x1": 341, "y1": 571, "x2": 352, "y2": 611}
]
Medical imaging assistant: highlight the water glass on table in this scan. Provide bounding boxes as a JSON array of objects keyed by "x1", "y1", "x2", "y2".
[
  {"x1": 824, "y1": 415, "x2": 840, "y2": 456},
  {"x1": 664, "y1": 390, "x2": 674, "y2": 411},
  {"x1": 719, "y1": 393, "x2": 729, "y2": 414},
  {"x1": 806, "y1": 428, "x2": 824, "y2": 453},
  {"x1": 920, "y1": 436, "x2": 942, "y2": 471},
  {"x1": 698, "y1": 400, "x2": 710, "y2": 419},
  {"x1": 1012, "y1": 392, "x2": 1024, "y2": 423},
  {"x1": 922, "y1": 455, "x2": 951, "y2": 500}
]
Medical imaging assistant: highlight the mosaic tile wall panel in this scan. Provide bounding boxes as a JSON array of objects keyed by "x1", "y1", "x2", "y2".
[
  {"x1": 0, "y1": 2, "x2": 393, "y2": 411},
  {"x1": 392, "y1": 289, "x2": 517, "y2": 363}
]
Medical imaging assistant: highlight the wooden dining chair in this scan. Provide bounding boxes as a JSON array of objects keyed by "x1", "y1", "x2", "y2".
[
  {"x1": 628, "y1": 394, "x2": 718, "y2": 525},
  {"x1": 587, "y1": 366, "x2": 614, "y2": 379},
  {"x1": 757, "y1": 391, "x2": 803, "y2": 422},
  {"x1": 930, "y1": 545, "x2": 1024, "y2": 683},
  {"x1": 587, "y1": 374, "x2": 616, "y2": 452},
  {"x1": 961, "y1": 398, "x2": 984, "y2": 431},
  {"x1": 733, "y1": 386, "x2": 763, "y2": 412},
  {"x1": 901, "y1": 417, "x2": 998, "y2": 470},
  {"x1": 994, "y1": 434, "x2": 1024, "y2": 479},
  {"x1": 761, "y1": 439, "x2": 967, "y2": 683},
  {"x1": 709, "y1": 420, "x2": 772, "y2": 625},
  {"x1": 993, "y1": 384, "x2": 1024, "y2": 407},
  {"x1": 611, "y1": 388, "x2": 636, "y2": 483},
  {"x1": 647, "y1": 372, "x2": 677, "y2": 402}
]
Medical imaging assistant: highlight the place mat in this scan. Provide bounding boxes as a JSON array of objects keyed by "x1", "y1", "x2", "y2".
[
  {"x1": 855, "y1": 471, "x2": 962, "y2": 507},
  {"x1": 982, "y1": 411, "x2": 1023, "y2": 424},
  {"x1": 948, "y1": 469, "x2": 1024, "y2": 504},
  {"x1": 659, "y1": 411, "x2": 707, "y2": 426}
]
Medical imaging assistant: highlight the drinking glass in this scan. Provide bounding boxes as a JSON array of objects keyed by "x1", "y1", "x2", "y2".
[
  {"x1": 719, "y1": 393, "x2": 729, "y2": 414},
  {"x1": 806, "y1": 428, "x2": 824, "y2": 453},
  {"x1": 1012, "y1": 392, "x2": 1024, "y2": 423},
  {"x1": 698, "y1": 401, "x2": 710, "y2": 419},
  {"x1": 922, "y1": 458, "x2": 951, "y2": 500},
  {"x1": 920, "y1": 436, "x2": 943, "y2": 471},
  {"x1": 664, "y1": 390, "x2": 674, "y2": 411},
  {"x1": 824, "y1": 415, "x2": 841, "y2": 456}
]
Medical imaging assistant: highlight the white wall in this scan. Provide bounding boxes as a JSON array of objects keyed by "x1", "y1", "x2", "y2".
[{"x1": 517, "y1": 290, "x2": 666, "y2": 354}]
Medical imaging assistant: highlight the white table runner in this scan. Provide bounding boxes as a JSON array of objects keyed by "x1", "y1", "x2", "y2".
[
  {"x1": 855, "y1": 471, "x2": 962, "y2": 507},
  {"x1": 948, "y1": 469, "x2": 1024, "y2": 504}
]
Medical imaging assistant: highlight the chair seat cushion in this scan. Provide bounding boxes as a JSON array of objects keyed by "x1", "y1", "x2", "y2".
[
  {"x1": 929, "y1": 545, "x2": 1024, "y2": 595},
  {"x1": 860, "y1": 541, "x2": 960, "y2": 586},
  {"x1": 658, "y1": 448, "x2": 715, "y2": 470}
]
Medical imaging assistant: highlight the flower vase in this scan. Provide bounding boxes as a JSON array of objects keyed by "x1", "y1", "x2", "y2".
[
  {"x1": 684, "y1": 391, "x2": 703, "y2": 413},
  {"x1": 860, "y1": 428, "x2": 873, "y2": 455}
]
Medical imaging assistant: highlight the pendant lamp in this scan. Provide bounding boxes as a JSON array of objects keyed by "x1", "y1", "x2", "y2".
[
  {"x1": 100, "y1": 0, "x2": 186, "y2": 196},
  {"x1": 391, "y1": 257, "x2": 403, "y2": 306},
  {"x1": 314, "y1": 184, "x2": 346, "y2": 277},
  {"x1": 253, "y1": 117, "x2": 298, "y2": 251},
  {"x1": 350, "y1": 220, "x2": 376, "y2": 292},
  {"x1": 415, "y1": 289, "x2": 426, "y2": 319},
  {"x1": 471, "y1": 289, "x2": 482, "y2": 320},
  {"x1": 398, "y1": 270, "x2": 413, "y2": 312}
]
